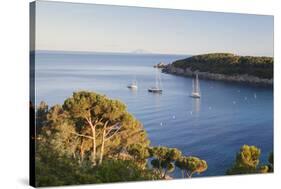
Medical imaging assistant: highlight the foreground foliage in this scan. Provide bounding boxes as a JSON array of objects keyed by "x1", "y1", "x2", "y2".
[
  {"x1": 227, "y1": 145, "x2": 273, "y2": 175},
  {"x1": 175, "y1": 156, "x2": 208, "y2": 178},
  {"x1": 38, "y1": 91, "x2": 149, "y2": 167},
  {"x1": 149, "y1": 146, "x2": 182, "y2": 178},
  {"x1": 36, "y1": 150, "x2": 157, "y2": 187},
  {"x1": 35, "y1": 91, "x2": 153, "y2": 186}
]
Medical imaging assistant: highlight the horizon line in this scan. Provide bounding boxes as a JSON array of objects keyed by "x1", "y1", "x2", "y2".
[
  {"x1": 32, "y1": 49, "x2": 192, "y2": 56},
  {"x1": 31, "y1": 49, "x2": 273, "y2": 58}
]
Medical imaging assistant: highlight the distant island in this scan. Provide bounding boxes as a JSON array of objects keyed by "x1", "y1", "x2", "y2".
[
  {"x1": 131, "y1": 49, "x2": 151, "y2": 54},
  {"x1": 162, "y1": 53, "x2": 273, "y2": 86}
]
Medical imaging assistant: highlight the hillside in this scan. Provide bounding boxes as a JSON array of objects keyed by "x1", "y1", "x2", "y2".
[
  {"x1": 170, "y1": 53, "x2": 273, "y2": 79},
  {"x1": 162, "y1": 53, "x2": 273, "y2": 85}
]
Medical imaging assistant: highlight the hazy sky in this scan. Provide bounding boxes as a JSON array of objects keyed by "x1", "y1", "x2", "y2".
[{"x1": 35, "y1": 1, "x2": 274, "y2": 56}]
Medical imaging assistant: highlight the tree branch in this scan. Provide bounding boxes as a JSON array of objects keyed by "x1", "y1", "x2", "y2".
[
  {"x1": 105, "y1": 123, "x2": 120, "y2": 136},
  {"x1": 71, "y1": 131, "x2": 94, "y2": 140},
  {"x1": 105, "y1": 125, "x2": 122, "y2": 141}
]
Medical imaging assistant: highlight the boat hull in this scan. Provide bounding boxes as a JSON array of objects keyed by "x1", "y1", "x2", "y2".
[
  {"x1": 190, "y1": 92, "x2": 200, "y2": 98},
  {"x1": 148, "y1": 88, "x2": 162, "y2": 93},
  {"x1": 190, "y1": 95, "x2": 200, "y2": 98},
  {"x1": 127, "y1": 85, "x2": 138, "y2": 89}
]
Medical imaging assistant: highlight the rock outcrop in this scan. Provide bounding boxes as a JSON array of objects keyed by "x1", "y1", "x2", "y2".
[{"x1": 162, "y1": 64, "x2": 273, "y2": 86}]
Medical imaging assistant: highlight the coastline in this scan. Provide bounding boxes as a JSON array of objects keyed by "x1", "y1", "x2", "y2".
[{"x1": 162, "y1": 64, "x2": 273, "y2": 86}]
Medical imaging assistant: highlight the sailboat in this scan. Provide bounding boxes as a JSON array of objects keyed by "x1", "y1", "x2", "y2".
[
  {"x1": 148, "y1": 69, "x2": 162, "y2": 93},
  {"x1": 190, "y1": 73, "x2": 201, "y2": 98},
  {"x1": 127, "y1": 77, "x2": 138, "y2": 90}
]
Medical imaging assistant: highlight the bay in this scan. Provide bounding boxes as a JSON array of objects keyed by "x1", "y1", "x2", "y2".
[{"x1": 35, "y1": 51, "x2": 273, "y2": 177}]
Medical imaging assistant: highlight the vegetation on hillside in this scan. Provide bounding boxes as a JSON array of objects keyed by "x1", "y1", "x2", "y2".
[{"x1": 172, "y1": 53, "x2": 273, "y2": 79}]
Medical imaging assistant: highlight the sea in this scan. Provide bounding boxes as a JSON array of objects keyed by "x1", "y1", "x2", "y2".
[{"x1": 34, "y1": 51, "x2": 273, "y2": 177}]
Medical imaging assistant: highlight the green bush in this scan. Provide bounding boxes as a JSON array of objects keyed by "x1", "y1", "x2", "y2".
[
  {"x1": 35, "y1": 152, "x2": 158, "y2": 187},
  {"x1": 226, "y1": 145, "x2": 273, "y2": 175}
]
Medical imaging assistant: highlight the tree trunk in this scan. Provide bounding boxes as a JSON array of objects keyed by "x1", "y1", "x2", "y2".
[
  {"x1": 185, "y1": 171, "x2": 190, "y2": 178},
  {"x1": 86, "y1": 117, "x2": 97, "y2": 166},
  {"x1": 99, "y1": 127, "x2": 106, "y2": 165},
  {"x1": 163, "y1": 168, "x2": 168, "y2": 179},
  {"x1": 91, "y1": 125, "x2": 96, "y2": 166},
  {"x1": 99, "y1": 122, "x2": 120, "y2": 165},
  {"x1": 79, "y1": 139, "x2": 85, "y2": 164},
  {"x1": 159, "y1": 160, "x2": 164, "y2": 178}
]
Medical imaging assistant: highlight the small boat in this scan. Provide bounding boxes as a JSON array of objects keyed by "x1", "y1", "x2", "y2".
[
  {"x1": 190, "y1": 73, "x2": 201, "y2": 98},
  {"x1": 148, "y1": 87, "x2": 162, "y2": 93},
  {"x1": 148, "y1": 69, "x2": 162, "y2": 93},
  {"x1": 127, "y1": 80, "x2": 138, "y2": 90}
]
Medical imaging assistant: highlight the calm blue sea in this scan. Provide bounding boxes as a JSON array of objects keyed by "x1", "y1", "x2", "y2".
[{"x1": 35, "y1": 51, "x2": 273, "y2": 177}]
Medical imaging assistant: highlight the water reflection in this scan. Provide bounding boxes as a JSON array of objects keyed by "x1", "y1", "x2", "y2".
[
  {"x1": 128, "y1": 88, "x2": 138, "y2": 95},
  {"x1": 152, "y1": 92, "x2": 162, "y2": 111},
  {"x1": 192, "y1": 98, "x2": 201, "y2": 114},
  {"x1": 190, "y1": 98, "x2": 201, "y2": 127}
]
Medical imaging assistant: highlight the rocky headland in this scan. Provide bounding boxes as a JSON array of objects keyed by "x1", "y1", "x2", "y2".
[{"x1": 161, "y1": 53, "x2": 273, "y2": 86}]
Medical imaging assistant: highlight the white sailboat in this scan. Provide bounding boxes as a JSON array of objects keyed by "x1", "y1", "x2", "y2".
[
  {"x1": 148, "y1": 69, "x2": 162, "y2": 93},
  {"x1": 190, "y1": 73, "x2": 201, "y2": 98},
  {"x1": 127, "y1": 77, "x2": 138, "y2": 90}
]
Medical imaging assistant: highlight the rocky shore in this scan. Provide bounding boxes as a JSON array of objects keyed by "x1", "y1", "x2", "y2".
[
  {"x1": 162, "y1": 64, "x2": 273, "y2": 86},
  {"x1": 153, "y1": 62, "x2": 166, "y2": 68}
]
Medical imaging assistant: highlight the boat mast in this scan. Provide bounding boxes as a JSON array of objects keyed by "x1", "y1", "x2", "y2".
[
  {"x1": 134, "y1": 75, "x2": 137, "y2": 85},
  {"x1": 155, "y1": 69, "x2": 158, "y2": 88},
  {"x1": 195, "y1": 74, "x2": 198, "y2": 93},
  {"x1": 195, "y1": 73, "x2": 200, "y2": 94},
  {"x1": 157, "y1": 70, "x2": 162, "y2": 89},
  {"x1": 192, "y1": 75, "x2": 195, "y2": 93}
]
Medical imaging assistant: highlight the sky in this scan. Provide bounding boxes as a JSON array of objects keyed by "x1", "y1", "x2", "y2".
[{"x1": 35, "y1": 1, "x2": 274, "y2": 56}]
